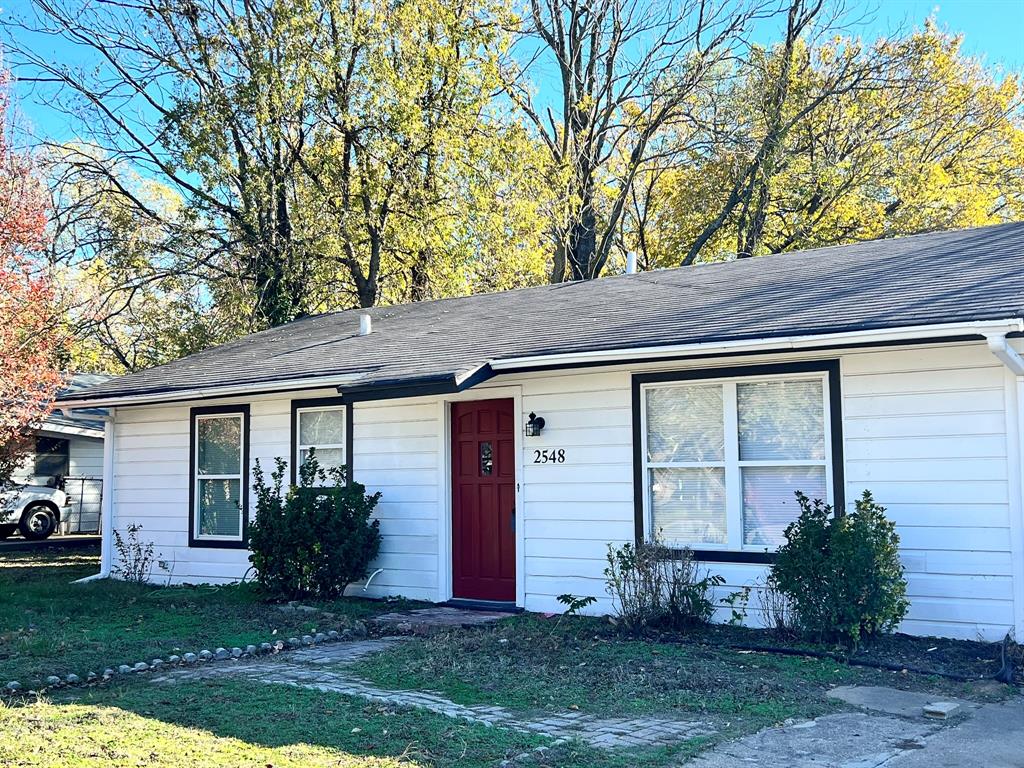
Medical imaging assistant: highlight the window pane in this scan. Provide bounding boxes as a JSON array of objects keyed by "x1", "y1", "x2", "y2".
[
  {"x1": 650, "y1": 467, "x2": 727, "y2": 544},
  {"x1": 34, "y1": 437, "x2": 69, "y2": 478},
  {"x1": 198, "y1": 478, "x2": 241, "y2": 538},
  {"x1": 480, "y1": 442, "x2": 493, "y2": 476},
  {"x1": 299, "y1": 409, "x2": 345, "y2": 447},
  {"x1": 197, "y1": 417, "x2": 241, "y2": 475},
  {"x1": 35, "y1": 436, "x2": 69, "y2": 456},
  {"x1": 742, "y1": 466, "x2": 826, "y2": 546},
  {"x1": 738, "y1": 380, "x2": 824, "y2": 460},
  {"x1": 300, "y1": 447, "x2": 346, "y2": 471},
  {"x1": 646, "y1": 385, "x2": 724, "y2": 462}
]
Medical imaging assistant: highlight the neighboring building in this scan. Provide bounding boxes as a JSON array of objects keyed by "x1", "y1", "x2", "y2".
[
  {"x1": 15, "y1": 374, "x2": 112, "y2": 534},
  {"x1": 57, "y1": 223, "x2": 1024, "y2": 640}
]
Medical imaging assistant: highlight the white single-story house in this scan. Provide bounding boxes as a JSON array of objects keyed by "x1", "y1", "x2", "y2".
[
  {"x1": 14, "y1": 374, "x2": 111, "y2": 534},
  {"x1": 57, "y1": 223, "x2": 1024, "y2": 640}
]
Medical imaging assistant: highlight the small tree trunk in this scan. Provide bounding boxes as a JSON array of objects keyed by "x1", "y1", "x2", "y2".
[
  {"x1": 564, "y1": 180, "x2": 598, "y2": 281},
  {"x1": 410, "y1": 248, "x2": 431, "y2": 302}
]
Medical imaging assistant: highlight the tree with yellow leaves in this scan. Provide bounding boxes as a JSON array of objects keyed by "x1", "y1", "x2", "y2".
[{"x1": 624, "y1": 18, "x2": 1024, "y2": 268}]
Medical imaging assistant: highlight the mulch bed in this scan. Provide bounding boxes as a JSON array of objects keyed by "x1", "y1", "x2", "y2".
[{"x1": 648, "y1": 623, "x2": 1019, "y2": 684}]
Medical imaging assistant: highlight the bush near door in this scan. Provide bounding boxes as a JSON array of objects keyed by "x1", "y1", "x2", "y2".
[
  {"x1": 604, "y1": 537, "x2": 723, "y2": 630},
  {"x1": 249, "y1": 453, "x2": 381, "y2": 599}
]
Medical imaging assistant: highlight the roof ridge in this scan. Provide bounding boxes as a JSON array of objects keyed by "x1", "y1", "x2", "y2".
[
  {"x1": 295, "y1": 220, "x2": 1024, "y2": 322},
  {"x1": 58, "y1": 220, "x2": 1024, "y2": 404}
]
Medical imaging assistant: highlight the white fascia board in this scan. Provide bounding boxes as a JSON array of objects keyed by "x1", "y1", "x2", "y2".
[
  {"x1": 54, "y1": 373, "x2": 366, "y2": 410},
  {"x1": 489, "y1": 319, "x2": 1024, "y2": 371},
  {"x1": 36, "y1": 422, "x2": 106, "y2": 439}
]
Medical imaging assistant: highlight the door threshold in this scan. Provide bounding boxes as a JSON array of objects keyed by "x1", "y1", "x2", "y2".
[{"x1": 443, "y1": 598, "x2": 522, "y2": 613}]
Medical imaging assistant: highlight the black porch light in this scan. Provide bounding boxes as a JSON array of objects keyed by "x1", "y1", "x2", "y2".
[{"x1": 525, "y1": 412, "x2": 546, "y2": 437}]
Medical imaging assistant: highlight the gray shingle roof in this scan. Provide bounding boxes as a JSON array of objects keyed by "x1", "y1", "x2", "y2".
[
  {"x1": 45, "y1": 374, "x2": 114, "y2": 430},
  {"x1": 61, "y1": 222, "x2": 1024, "y2": 404}
]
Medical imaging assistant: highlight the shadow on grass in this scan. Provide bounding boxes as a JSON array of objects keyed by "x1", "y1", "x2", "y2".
[{"x1": 1, "y1": 675, "x2": 689, "y2": 768}]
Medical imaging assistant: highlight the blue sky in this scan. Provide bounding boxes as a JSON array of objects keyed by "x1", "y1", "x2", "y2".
[
  {"x1": 830, "y1": 1, "x2": 1022, "y2": 68},
  {"x1": 4, "y1": 0, "x2": 1023, "y2": 144}
]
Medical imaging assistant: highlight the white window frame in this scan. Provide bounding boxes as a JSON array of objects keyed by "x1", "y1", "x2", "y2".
[
  {"x1": 640, "y1": 370, "x2": 834, "y2": 552},
  {"x1": 294, "y1": 404, "x2": 347, "y2": 474},
  {"x1": 193, "y1": 412, "x2": 246, "y2": 543}
]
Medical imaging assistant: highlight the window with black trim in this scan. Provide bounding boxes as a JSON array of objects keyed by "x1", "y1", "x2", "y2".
[
  {"x1": 295, "y1": 405, "x2": 346, "y2": 476},
  {"x1": 191, "y1": 407, "x2": 248, "y2": 546},
  {"x1": 639, "y1": 366, "x2": 838, "y2": 553},
  {"x1": 290, "y1": 397, "x2": 351, "y2": 487}
]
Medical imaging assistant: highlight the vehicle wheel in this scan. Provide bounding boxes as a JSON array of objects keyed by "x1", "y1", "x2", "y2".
[
  {"x1": 0, "y1": 524, "x2": 16, "y2": 540},
  {"x1": 19, "y1": 503, "x2": 57, "y2": 540}
]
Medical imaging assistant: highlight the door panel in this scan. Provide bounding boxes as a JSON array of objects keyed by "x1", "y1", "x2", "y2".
[{"x1": 451, "y1": 398, "x2": 516, "y2": 601}]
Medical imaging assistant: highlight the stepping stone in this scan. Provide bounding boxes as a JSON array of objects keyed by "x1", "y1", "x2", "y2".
[
  {"x1": 827, "y1": 686, "x2": 975, "y2": 720},
  {"x1": 923, "y1": 701, "x2": 961, "y2": 719}
]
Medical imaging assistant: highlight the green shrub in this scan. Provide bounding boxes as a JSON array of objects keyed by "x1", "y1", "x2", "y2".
[
  {"x1": 771, "y1": 490, "x2": 908, "y2": 647},
  {"x1": 249, "y1": 452, "x2": 382, "y2": 599},
  {"x1": 604, "y1": 535, "x2": 723, "y2": 630}
]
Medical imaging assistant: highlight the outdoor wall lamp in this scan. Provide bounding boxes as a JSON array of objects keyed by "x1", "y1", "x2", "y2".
[{"x1": 525, "y1": 412, "x2": 546, "y2": 437}]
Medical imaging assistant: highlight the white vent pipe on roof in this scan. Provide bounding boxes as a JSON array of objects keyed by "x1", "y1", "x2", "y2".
[
  {"x1": 626, "y1": 251, "x2": 638, "y2": 274},
  {"x1": 359, "y1": 314, "x2": 372, "y2": 336}
]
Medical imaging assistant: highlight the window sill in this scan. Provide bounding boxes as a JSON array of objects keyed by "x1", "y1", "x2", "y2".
[
  {"x1": 685, "y1": 548, "x2": 775, "y2": 564},
  {"x1": 188, "y1": 538, "x2": 248, "y2": 550}
]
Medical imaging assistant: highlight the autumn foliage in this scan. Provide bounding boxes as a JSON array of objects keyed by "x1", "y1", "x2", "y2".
[{"x1": 0, "y1": 69, "x2": 62, "y2": 482}]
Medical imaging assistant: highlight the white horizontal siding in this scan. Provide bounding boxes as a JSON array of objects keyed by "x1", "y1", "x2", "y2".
[
  {"x1": 350, "y1": 399, "x2": 441, "y2": 600},
  {"x1": 842, "y1": 344, "x2": 1016, "y2": 639},
  {"x1": 504, "y1": 343, "x2": 1019, "y2": 639},
  {"x1": 106, "y1": 340, "x2": 1022, "y2": 640},
  {"x1": 113, "y1": 392, "x2": 328, "y2": 585},
  {"x1": 109, "y1": 390, "x2": 444, "y2": 598},
  {"x1": 517, "y1": 370, "x2": 632, "y2": 614}
]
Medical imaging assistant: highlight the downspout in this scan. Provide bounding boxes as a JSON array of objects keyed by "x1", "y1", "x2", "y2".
[
  {"x1": 986, "y1": 332, "x2": 1024, "y2": 376},
  {"x1": 74, "y1": 409, "x2": 115, "y2": 583},
  {"x1": 986, "y1": 331, "x2": 1024, "y2": 639}
]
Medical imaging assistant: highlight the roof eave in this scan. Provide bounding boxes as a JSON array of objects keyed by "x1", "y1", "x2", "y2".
[
  {"x1": 336, "y1": 363, "x2": 495, "y2": 403},
  {"x1": 35, "y1": 422, "x2": 106, "y2": 439},
  {"x1": 53, "y1": 318, "x2": 1024, "y2": 410},
  {"x1": 488, "y1": 318, "x2": 1024, "y2": 373},
  {"x1": 54, "y1": 373, "x2": 369, "y2": 410}
]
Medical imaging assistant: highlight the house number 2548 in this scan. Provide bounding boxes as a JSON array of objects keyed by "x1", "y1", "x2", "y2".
[{"x1": 533, "y1": 449, "x2": 566, "y2": 464}]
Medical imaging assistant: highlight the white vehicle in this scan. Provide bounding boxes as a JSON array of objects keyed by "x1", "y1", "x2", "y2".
[{"x1": 0, "y1": 480, "x2": 70, "y2": 540}]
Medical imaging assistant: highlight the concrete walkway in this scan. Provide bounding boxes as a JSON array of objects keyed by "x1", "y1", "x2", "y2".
[
  {"x1": 689, "y1": 689, "x2": 1024, "y2": 767},
  {"x1": 882, "y1": 698, "x2": 1024, "y2": 768}
]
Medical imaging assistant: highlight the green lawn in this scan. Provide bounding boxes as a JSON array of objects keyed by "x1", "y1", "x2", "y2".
[
  {"x1": 349, "y1": 613, "x2": 1011, "y2": 727},
  {"x1": 0, "y1": 546, "x2": 414, "y2": 686},
  {"x1": 1, "y1": 677, "x2": 685, "y2": 768},
  {"x1": 1, "y1": 680, "x2": 557, "y2": 768},
  {"x1": 1, "y1": 547, "x2": 1017, "y2": 768}
]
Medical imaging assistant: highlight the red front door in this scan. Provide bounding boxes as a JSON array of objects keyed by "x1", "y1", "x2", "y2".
[{"x1": 451, "y1": 399, "x2": 516, "y2": 602}]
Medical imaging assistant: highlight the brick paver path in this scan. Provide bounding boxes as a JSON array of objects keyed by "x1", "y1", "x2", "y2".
[
  {"x1": 151, "y1": 638, "x2": 714, "y2": 750},
  {"x1": 372, "y1": 606, "x2": 512, "y2": 631}
]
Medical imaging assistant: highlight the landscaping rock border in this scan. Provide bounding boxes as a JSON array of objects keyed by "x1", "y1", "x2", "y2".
[{"x1": 3, "y1": 620, "x2": 368, "y2": 698}]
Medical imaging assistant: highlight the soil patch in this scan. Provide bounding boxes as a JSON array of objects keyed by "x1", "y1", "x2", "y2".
[{"x1": 660, "y1": 624, "x2": 1017, "y2": 684}]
